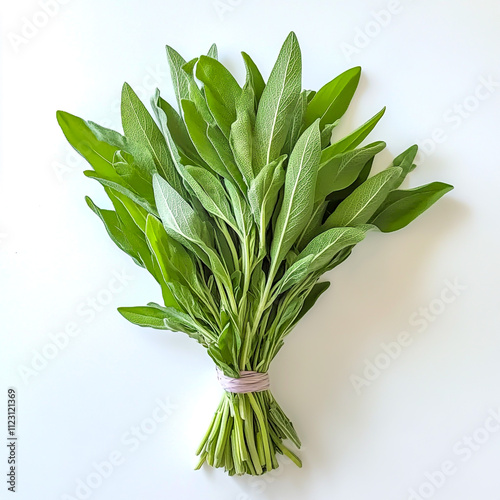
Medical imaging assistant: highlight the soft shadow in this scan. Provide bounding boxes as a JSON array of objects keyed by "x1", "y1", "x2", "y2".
[{"x1": 260, "y1": 195, "x2": 466, "y2": 493}]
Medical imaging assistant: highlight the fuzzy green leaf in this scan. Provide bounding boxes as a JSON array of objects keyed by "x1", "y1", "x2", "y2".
[
  {"x1": 229, "y1": 84, "x2": 256, "y2": 185},
  {"x1": 196, "y1": 55, "x2": 241, "y2": 137},
  {"x1": 391, "y1": 144, "x2": 419, "y2": 189},
  {"x1": 304, "y1": 66, "x2": 361, "y2": 128},
  {"x1": 153, "y1": 173, "x2": 213, "y2": 255},
  {"x1": 85, "y1": 196, "x2": 141, "y2": 264},
  {"x1": 56, "y1": 111, "x2": 127, "y2": 181},
  {"x1": 270, "y1": 120, "x2": 321, "y2": 267},
  {"x1": 121, "y1": 83, "x2": 185, "y2": 196},
  {"x1": 315, "y1": 141, "x2": 386, "y2": 202},
  {"x1": 207, "y1": 43, "x2": 218, "y2": 60},
  {"x1": 324, "y1": 107, "x2": 386, "y2": 158},
  {"x1": 297, "y1": 226, "x2": 370, "y2": 272},
  {"x1": 242, "y1": 51, "x2": 265, "y2": 106},
  {"x1": 253, "y1": 32, "x2": 302, "y2": 170},
  {"x1": 184, "y1": 165, "x2": 237, "y2": 229},
  {"x1": 371, "y1": 182, "x2": 453, "y2": 232},
  {"x1": 152, "y1": 92, "x2": 204, "y2": 166},
  {"x1": 323, "y1": 166, "x2": 402, "y2": 228},
  {"x1": 166, "y1": 46, "x2": 190, "y2": 112},
  {"x1": 181, "y1": 99, "x2": 231, "y2": 177},
  {"x1": 118, "y1": 305, "x2": 172, "y2": 329},
  {"x1": 248, "y1": 155, "x2": 286, "y2": 251}
]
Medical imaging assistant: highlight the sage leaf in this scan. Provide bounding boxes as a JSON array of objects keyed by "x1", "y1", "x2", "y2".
[
  {"x1": 106, "y1": 185, "x2": 149, "y2": 232},
  {"x1": 270, "y1": 120, "x2": 321, "y2": 267},
  {"x1": 182, "y1": 96, "x2": 245, "y2": 193},
  {"x1": 326, "y1": 156, "x2": 374, "y2": 203},
  {"x1": 153, "y1": 173, "x2": 213, "y2": 256},
  {"x1": 111, "y1": 150, "x2": 155, "y2": 205},
  {"x1": 320, "y1": 121, "x2": 339, "y2": 149},
  {"x1": 83, "y1": 170, "x2": 158, "y2": 216},
  {"x1": 85, "y1": 196, "x2": 141, "y2": 265},
  {"x1": 145, "y1": 214, "x2": 200, "y2": 292},
  {"x1": 324, "y1": 107, "x2": 386, "y2": 157},
  {"x1": 315, "y1": 141, "x2": 386, "y2": 202},
  {"x1": 225, "y1": 180, "x2": 253, "y2": 237},
  {"x1": 207, "y1": 43, "x2": 218, "y2": 60},
  {"x1": 391, "y1": 144, "x2": 418, "y2": 189},
  {"x1": 248, "y1": 155, "x2": 286, "y2": 253},
  {"x1": 218, "y1": 322, "x2": 241, "y2": 371},
  {"x1": 282, "y1": 90, "x2": 307, "y2": 155},
  {"x1": 166, "y1": 45, "x2": 191, "y2": 112},
  {"x1": 196, "y1": 55, "x2": 241, "y2": 137},
  {"x1": 182, "y1": 58, "x2": 215, "y2": 125},
  {"x1": 323, "y1": 166, "x2": 402, "y2": 228},
  {"x1": 275, "y1": 255, "x2": 315, "y2": 293},
  {"x1": 152, "y1": 92, "x2": 205, "y2": 166},
  {"x1": 184, "y1": 165, "x2": 238, "y2": 230},
  {"x1": 304, "y1": 66, "x2": 361, "y2": 128},
  {"x1": 253, "y1": 32, "x2": 302, "y2": 170},
  {"x1": 181, "y1": 98, "x2": 231, "y2": 179},
  {"x1": 206, "y1": 124, "x2": 246, "y2": 192},
  {"x1": 118, "y1": 305, "x2": 173, "y2": 329},
  {"x1": 295, "y1": 200, "x2": 328, "y2": 251},
  {"x1": 121, "y1": 83, "x2": 185, "y2": 196},
  {"x1": 229, "y1": 84, "x2": 256, "y2": 185},
  {"x1": 371, "y1": 182, "x2": 453, "y2": 232},
  {"x1": 242, "y1": 51, "x2": 265, "y2": 106},
  {"x1": 297, "y1": 226, "x2": 370, "y2": 272},
  {"x1": 56, "y1": 111, "x2": 127, "y2": 181}
]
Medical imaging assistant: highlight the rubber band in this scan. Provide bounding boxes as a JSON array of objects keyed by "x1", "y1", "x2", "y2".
[{"x1": 216, "y1": 368, "x2": 270, "y2": 393}]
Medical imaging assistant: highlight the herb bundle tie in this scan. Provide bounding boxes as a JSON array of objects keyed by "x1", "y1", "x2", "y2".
[{"x1": 216, "y1": 369, "x2": 270, "y2": 393}]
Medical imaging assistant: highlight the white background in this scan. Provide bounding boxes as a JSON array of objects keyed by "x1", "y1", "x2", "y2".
[{"x1": 2, "y1": 1, "x2": 500, "y2": 499}]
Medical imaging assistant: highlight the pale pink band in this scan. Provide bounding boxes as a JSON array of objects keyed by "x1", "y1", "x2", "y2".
[{"x1": 216, "y1": 369, "x2": 270, "y2": 393}]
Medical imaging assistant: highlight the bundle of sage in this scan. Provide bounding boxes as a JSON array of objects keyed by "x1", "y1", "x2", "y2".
[{"x1": 57, "y1": 32, "x2": 452, "y2": 476}]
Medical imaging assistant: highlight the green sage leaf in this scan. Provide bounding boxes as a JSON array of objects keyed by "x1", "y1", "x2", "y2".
[
  {"x1": 371, "y1": 182, "x2": 453, "y2": 232},
  {"x1": 270, "y1": 120, "x2": 321, "y2": 267},
  {"x1": 253, "y1": 32, "x2": 302, "y2": 170},
  {"x1": 323, "y1": 166, "x2": 402, "y2": 228}
]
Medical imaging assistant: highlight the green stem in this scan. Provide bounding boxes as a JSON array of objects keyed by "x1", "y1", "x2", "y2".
[
  {"x1": 196, "y1": 408, "x2": 218, "y2": 455},
  {"x1": 196, "y1": 389, "x2": 301, "y2": 475},
  {"x1": 247, "y1": 392, "x2": 273, "y2": 471},
  {"x1": 219, "y1": 222, "x2": 240, "y2": 272},
  {"x1": 214, "y1": 397, "x2": 230, "y2": 466},
  {"x1": 241, "y1": 397, "x2": 263, "y2": 474}
]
